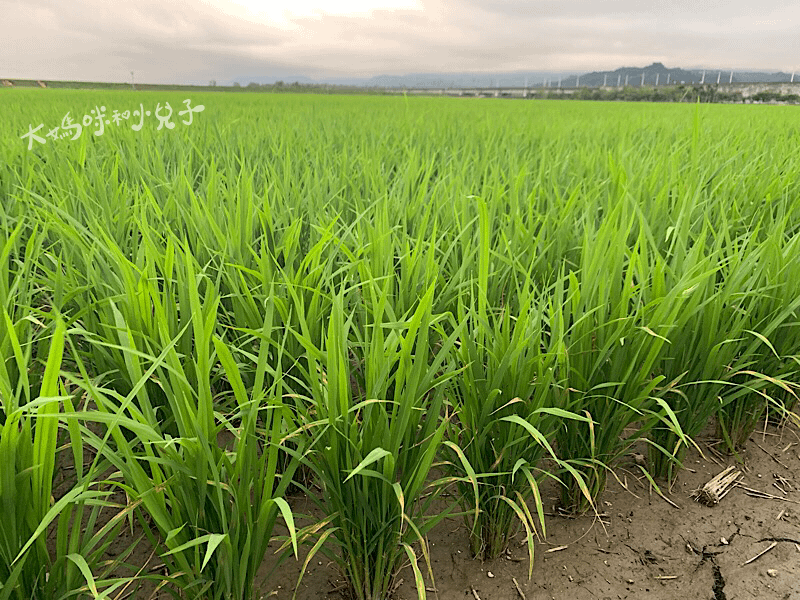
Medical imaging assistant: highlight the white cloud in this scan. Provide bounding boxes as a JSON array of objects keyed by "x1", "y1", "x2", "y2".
[
  {"x1": 1, "y1": 0, "x2": 798, "y2": 82},
  {"x1": 225, "y1": 0, "x2": 423, "y2": 27}
]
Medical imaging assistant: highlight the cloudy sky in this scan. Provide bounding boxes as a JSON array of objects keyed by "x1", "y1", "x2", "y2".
[{"x1": 3, "y1": 0, "x2": 799, "y2": 84}]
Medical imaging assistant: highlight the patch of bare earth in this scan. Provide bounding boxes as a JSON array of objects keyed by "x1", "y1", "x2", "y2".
[
  {"x1": 259, "y1": 424, "x2": 800, "y2": 600},
  {"x1": 50, "y1": 423, "x2": 800, "y2": 599}
]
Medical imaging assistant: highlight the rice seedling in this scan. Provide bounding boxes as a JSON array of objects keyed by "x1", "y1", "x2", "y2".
[
  {"x1": 0, "y1": 312, "x2": 134, "y2": 599},
  {"x1": 442, "y1": 199, "x2": 590, "y2": 567},
  {"x1": 638, "y1": 220, "x2": 727, "y2": 481},
  {"x1": 62, "y1": 247, "x2": 301, "y2": 600},
  {"x1": 289, "y1": 284, "x2": 464, "y2": 600},
  {"x1": 712, "y1": 227, "x2": 800, "y2": 450},
  {"x1": 0, "y1": 222, "x2": 143, "y2": 600},
  {"x1": 446, "y1": 278, "x2": 592, "y2": 564},
  {"x1": 548, "y1": 199, "x2": 703, "y2": 513}
]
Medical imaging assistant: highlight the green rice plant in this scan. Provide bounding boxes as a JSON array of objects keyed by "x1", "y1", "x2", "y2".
[
  {"x1": 639, "y1": 221, "x2": 727, "y2": 481},
  {"x1": 446, "y1": 281, "x2": 592, "y2": 567},
  {"x1": 222, "y1": 215, "x2": 346, "y2": 396},
  {"x1": 549, "y1": 204, "x2": 696, "y2": 513},
  {"x1": 625, "y1": 139, "x2": 800, "y2": 470},
  {"x1": 442, "y1": 200, "x2": 590, "y2": 566},
  {"x1": 64, "y1": 248, "x2": 300, "y2": 600},
  {"x1": 5, "y1": 88, "x2": 800, "y2": 593},
  {"x1": 289, "y1": 284, "x2": 464, "y2": 600},
  {"x1": 0, "y1": 312, "x2": 139, "y2": 600},
  {"x1": 0, "y1": 224, "x2": 140, "y2": 599},
  {"x1": 714, "y1": 336, "x2": 800, "y2": 453},
  {"x1": 713, "y1": 228, "x2": 800, "y2": 450}
]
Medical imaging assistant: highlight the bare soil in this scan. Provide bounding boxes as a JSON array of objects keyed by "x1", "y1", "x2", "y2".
[
  {"x1": 259, "y1": 426, "x2": 800, "y2": 600},
  {"x1": 52, "y1": 424, "x2": 800, "y2": 600}
]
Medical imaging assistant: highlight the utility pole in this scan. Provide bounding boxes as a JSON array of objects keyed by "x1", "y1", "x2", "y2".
[
  {"x1": 701, "y1": 70, "x2": 706, "y2": 84},
  {"x1": 130, "y1": 71, "x2": 135, "y2": 90},
  {"x1": 655, "y1": 73, "x2": 659, "y2": 86},
  {"x1": 792, "y1": 71, "x2": 796, "y2": 83},
  {"x1": 666, "y1": 73, "x2": 670, "y2": 85},
  {"x1": 716, "y1": 71, "x2": 721, "y2": 84},
  {"x1": 603, "y1": 73, "x2": 607, "y2": 87},
  {"x1": 617, "y1": 74, "x2": 621, "y2": 87},
  {"x1": 558, "y1": 77, "x2": 561, "y2": 88},
  {"x1": 729, "y1": 71, "x2": 733, "y2": 84},
  {"x1": 576, "y1": 75, "x2": 580, "y2": 87},
  {"x1": 641, "y1": 72, "x2": 645, "y2": 86}
]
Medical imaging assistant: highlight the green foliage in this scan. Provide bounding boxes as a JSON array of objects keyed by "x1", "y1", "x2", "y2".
[
  {"x1": 289, "y1": 284, "x2": 464, "y2": 600},
  {"x1": 1, "y1": 90, "x2": 799, "y2": 595}
]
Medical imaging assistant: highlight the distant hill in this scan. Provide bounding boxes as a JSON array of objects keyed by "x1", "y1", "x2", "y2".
[
  {"x1": 230, "y1": 71, "x2": 579, "y2": 88},
  {"x1": 228, "y1": 64, "x2": 794, "y2": 88},
  {"x1": 567, "y1": 63, "x2": 701, "y2": 87},
  {"x1": 560, "y1": 63, "x2": 794, "y2": 87},
  {"x1": 231, "y1": 74, "x2": 317, "y2": 85},
  {"x1": 356, "y1": 71, "x2": 579, "y2": 88}
]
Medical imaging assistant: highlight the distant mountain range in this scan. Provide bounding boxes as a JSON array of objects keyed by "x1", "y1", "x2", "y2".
[
  {"x1": 230, "y1": 71, "x2": 579, "y2": 88},
  {"x1": 560, "y1": 63, "x2": 796, "y2": 87},
  {"x1": 231, "y1": 63, "x2": 796, "y2": 88},
  {"x1": 566, "y1": 63, "x2": 701, "y2": 87}
]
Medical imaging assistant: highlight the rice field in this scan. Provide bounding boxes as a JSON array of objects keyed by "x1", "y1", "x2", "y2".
[{"x1": 1, "y1": 88, "x2": 799, "y2": 600}]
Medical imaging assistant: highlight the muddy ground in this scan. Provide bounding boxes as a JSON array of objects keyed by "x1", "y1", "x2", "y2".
[
  {"x1": 51, "y1": 424, "x2": 800, "y2": 600},
  {"x1": 258, "y1": 427, "x2": 800, "y2": 600}
]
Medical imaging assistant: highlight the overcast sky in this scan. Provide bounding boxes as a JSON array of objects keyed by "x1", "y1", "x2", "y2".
[{"x1": 3, "y1": 0, "x2": 799, "y2": 83}]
